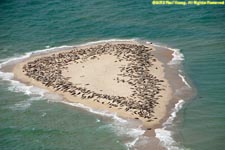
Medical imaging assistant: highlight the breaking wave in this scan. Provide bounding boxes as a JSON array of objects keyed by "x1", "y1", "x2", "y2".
[
  {"x1": 168, "y1": 48, "x2": 184, "y2": 65},
  {"x1": 148, "y1": 42, "x2": 184, "y2": 65},
  {"x1": 155, "y1": 100, "x2": 186, "y2": 150},
  {"x1": 179, "y1": 74, "x2": 191, "y2": 88}
]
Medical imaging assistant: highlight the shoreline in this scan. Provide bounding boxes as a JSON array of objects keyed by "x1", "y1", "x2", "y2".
[
  {"x1": 11, "y1": 40, "x2": 173, "y2": 129},
  {"x1": 0, "y1": 39, "x2": 194, "y2": 150}
]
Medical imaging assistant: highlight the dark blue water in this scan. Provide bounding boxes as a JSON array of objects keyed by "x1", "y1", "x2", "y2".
[{"x1": 0, "y1": 1, "x2": 225, "y2": 150}]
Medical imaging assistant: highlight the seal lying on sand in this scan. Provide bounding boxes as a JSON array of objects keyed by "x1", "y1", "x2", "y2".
[{"x1": 23, "y1": 43, "x2": 165, "y2": 120}]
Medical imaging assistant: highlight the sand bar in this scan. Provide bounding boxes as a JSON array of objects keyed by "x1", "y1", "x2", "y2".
[{"x1": 12, "y1": 41, "x2": 172, "y2": 129}]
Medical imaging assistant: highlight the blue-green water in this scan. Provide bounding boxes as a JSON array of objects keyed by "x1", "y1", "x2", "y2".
[{"x1": 0, "y1": 1, "x2": 225, "y2": 150}]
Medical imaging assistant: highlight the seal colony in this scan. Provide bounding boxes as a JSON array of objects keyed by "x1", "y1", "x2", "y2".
[{"x1": 13, "y1": 41, "x2": 172, "y2": 128}]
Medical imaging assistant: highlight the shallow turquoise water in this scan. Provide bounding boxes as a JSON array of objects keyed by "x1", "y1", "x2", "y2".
[{"x1": 0, "y1": 1, "x2": 225, "y2": 150}]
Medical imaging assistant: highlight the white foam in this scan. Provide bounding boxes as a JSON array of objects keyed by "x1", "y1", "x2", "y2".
[
  {"x1": 44, "y1": 93, "x2": 64, "y2": 102},
  {"x1": 61, "y1": 101, "x2": 127, "y2": 123},
  {"x1": 126, "y1": 137, "x2": 140, "y2": 149},
  {"x1": 155, "y1": 100, "x2": 185, "y2": 150},
  {"x1": 7, "y1": 80, "x2": 46, "y2": 96},
  {"x1": 0, "y1": 53, "x2": 31, "y2": 68},
  {"x1": 168, "y1": 49, "x2": 184, "y2": 65},
  {"x1": 76, "y1": 38, "x2": 138, "y2": 47},
  {"x1": 125, "y1": 127, "x2": 146, "y2": 150},
  {"x1": 0, "y1": 51, "x2": 48, "y2": 111},
  {"x1": 0, "y1": 71, "x2": 14, "y2": 80},
  {"x1": 41, "y1": 112, "x2": 47, "y2": 117},
  {"x1": 148, "y1": 42, "x2": 184, "y2": 65},
  {"x1": 10, "y1": 100, "x2": 31, "y2": 111},
  {"x1": 127, "y1": 128, "x2": 145, "y2": 137},
  {"x1": 31, "y1": 45, "x2": 73, "y2": 55},
  {"x1": 179, "y1": 74, "x2": 191, "y2": 88},
  {"x1": 0, "y1": 45, "x2": 73, "y2": 66},
  {"x1": 9, "y1": 96, "x2": 44, "y2": 111}
]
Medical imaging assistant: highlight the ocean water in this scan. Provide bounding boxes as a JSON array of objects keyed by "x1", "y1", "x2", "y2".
[{"x1": 0, "y1": 1, "x2": 225, "y2": 150}]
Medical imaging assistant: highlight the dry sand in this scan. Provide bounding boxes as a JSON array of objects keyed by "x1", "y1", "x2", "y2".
[{"x1": 12, "y1": 41, "x2": 172, "y2": 129}]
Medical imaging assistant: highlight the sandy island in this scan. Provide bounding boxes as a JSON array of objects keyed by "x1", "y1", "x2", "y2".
[{"x1": 13, "y1": 41, "x2": 172, "y2": 129}]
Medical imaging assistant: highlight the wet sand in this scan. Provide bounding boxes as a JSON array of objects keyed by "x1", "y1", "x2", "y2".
[{"x1": 12, "y1": 41, "x2": 173, "y2": 130}]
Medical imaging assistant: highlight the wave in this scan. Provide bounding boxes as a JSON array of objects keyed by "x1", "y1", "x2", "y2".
[
  {"x1": 155, "y1": 100, "x2": 186, "y2": 150},
  {"x1": 76, "y1": 38, "x2": 138, "y2": 47},
  {"x1": 148, "y1": 42, "x2": 184, "y2": 65},
  {"x1": 62, "y1": 101, "x2": 127, "y2": 123},
  {"x1": 0, "y1": 69, "x2": 46, "y2": 97},
  {"x1": 8, "y1": 81, "x2": 46, "y2": 96},
  {"x1": 168, "y1": 48, "x2": 184, "y2": 65},
  {"x1": 9, "y1": 96, "x2": 44, "y2": 111},
  {"x1": 150, "y1": 41, "x2": 192, "y2": 88},
  {"x1": 0, "y1": 45, "x2": 73, "y2": 67},
  {"x1": 0, "y1": 62, "x2": 46, "y2": 111},
  {"x1": 178, "y1": 74, "x2": 191, "y2": 88}
]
